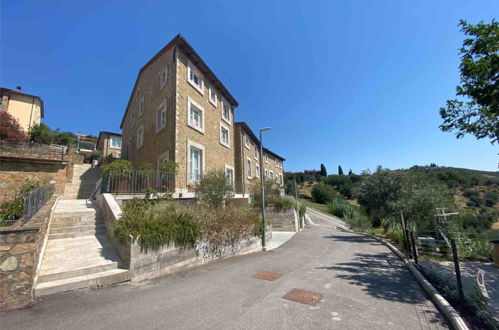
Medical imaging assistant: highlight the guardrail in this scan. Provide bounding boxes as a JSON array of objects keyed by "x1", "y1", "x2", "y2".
[{"x1": 102, "y1": 170, "x2": 201, "y2": 194}]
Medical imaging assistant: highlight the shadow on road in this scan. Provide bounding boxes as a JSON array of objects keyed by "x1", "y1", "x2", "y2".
[{"x1": 319, "y1": 234, "x2": 426, "y2": 305}]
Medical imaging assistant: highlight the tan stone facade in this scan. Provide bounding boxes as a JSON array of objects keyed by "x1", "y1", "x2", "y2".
[
  {"x1": 120, "y1": 35, "x2": 237, "y2": 192},
  {"x1": 97, "y1": 131, "x2": 122, "y2": 158},
  {"x1": 0, "y1": 87, "x2": 43, "y2": 132},
  {"x1": 234, "y1": 123, "x2": 285, "y2": 195},
  {"x1": 119, "y1": 35, "x2": 284, "y2": 195}
]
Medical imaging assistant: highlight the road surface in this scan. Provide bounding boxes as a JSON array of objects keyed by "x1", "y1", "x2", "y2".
[{"x1": 1, "y1": 208, "x2": 449, "y2": 329}]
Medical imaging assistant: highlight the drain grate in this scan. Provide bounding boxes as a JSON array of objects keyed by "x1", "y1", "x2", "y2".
[
  {"x1": 251, "y1": 271, "x2": 283, "y2": 281},
  {"x1": 283, "y1": 288, "x2": 323, "y2": 306}
]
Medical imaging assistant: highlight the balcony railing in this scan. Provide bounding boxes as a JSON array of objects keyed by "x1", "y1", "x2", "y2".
[
  {"x1": 0, "y1": 141, "x2": 66, "y2": 161},
  {"x1": 102, "y1": 169, "x2": 202, "y2": 194}
]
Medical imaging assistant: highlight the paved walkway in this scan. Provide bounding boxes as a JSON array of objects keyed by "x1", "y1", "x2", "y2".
[{"x1": 1, "y1": 208, "x2": 449, "y2": 329}]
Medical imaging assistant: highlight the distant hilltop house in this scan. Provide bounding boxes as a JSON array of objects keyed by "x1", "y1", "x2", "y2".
[
  {"x1": 0, "y1": 86, "x2": 44, "y2": 132},
  {"x1": 96, "y1": 131, "x2": 122, "y2": 159},
  {"x1": 119, "y1": 34, "x2": 284, "y2": 196}
]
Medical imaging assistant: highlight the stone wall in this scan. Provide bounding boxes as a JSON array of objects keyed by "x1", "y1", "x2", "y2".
[
  {"x1": 98, "y1": 194, "x2": 270, "y2": 283},
  {"x1": 0, "y1": 157, "x2": 68, "y2": 198},
  {"x1": 267, "y1": 207, "x2": 298, "y2": 232},
  {"x1": 0, "y1": 196, "x2": 57, "y2": 311}
]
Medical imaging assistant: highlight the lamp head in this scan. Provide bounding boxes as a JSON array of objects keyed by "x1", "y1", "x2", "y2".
[{"x1": 260, "y1": 127, "x2": 272, "y2": 132}]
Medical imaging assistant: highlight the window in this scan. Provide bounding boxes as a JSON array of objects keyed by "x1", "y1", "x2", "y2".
[
  {"x1": 209, "y1": 86, "x2": 217, "y2": 107},
  {"x1": 160, "y1": 66, "x2": 167, "y2": 89},
  {"x1": 254, "y1": 145, "x2": 259, "y2": 160},
  {"x1": 220, "y1": 123, "x2": 230, "y2": 148},
  {"x1": 244, "y1": 135, "x2": 250, "y2": 149},
  {"x1": 188, "y1": 140, "x2": 204, "y2": 183},
  {"x1": 187, "y1": 98, "x2": 204, "y2": 133},
  {"x1": 115, "y1": 152, "x2": 121, "y2": 159},
  {"x1": 275, "y1": 159, "x2": 280, "y2": 167},
  {"x1": 136, "y1": 125, "x2": 144, "y2": 149},
  {"x1": 156, "y1": 101, "x2": 167, "y2": 133},
  {"x1": 279, "y1": 174, "x2": 283, "y2": 185},
  {"x1": 187, "y1": 63, "x2": 204, "y2": 94},
  {"x1": 246, "y1": 158, "x2": 252, "y2": 179},
  {"x1": 225, "y1": 165, "x2": 234, "y2": 187},
  {"x1": 269, "y1": 170, "x2": 274, "y2": 181},
  {"x1": 139, "y1": 97, "x2": 144, "y2": 117},
  {"x1": 264, "y1": 169, "x2": 268, "y2": 179},
  {"x1": 221, "y1": 99, "x2": 231, "y2": 124},
  {"x1": 256, "y1": 164, "x2": 260, "y2": 178},
  {"x1": 110, "y1": 136, "x2": 121, "y2": 149},
  {"x1": 130, "y1": 112, "x2": 136, "y2": 127},
  {"x1": 265, "y1": 154, "x2": 269, "y2": 164}
]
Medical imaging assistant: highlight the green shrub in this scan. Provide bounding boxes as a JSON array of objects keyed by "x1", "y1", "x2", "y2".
[
  {"x1": 272, "y1": 197, "x2": 294, "y2": 211},
  {"x1": 0, "y1": 177, "x2": 46, "y2": 226},
  {"x1": 251, "y1": 181, "x2": 287, "y2": 209},
  {"x1": 328, "y1": 198, "x2": 356, "y2": 219},
  {"x1": 311, "y1": 184, "x2": 335, "y2": 204},
  {"x1": 101, "y1": 159, "x2": 132, "y2": 176},
  {"x1": 159, "y1": 160, "x2": 178, "y2": 173},
  {"x1": 299, "y1": 204, "x2": 306, "y2": 219},
  {"x1": 114, "y1": 201, "x2": 201, "y2": 253},
  {"x1": 195, "y1": 170, "x2": 234, "y2": 207}
]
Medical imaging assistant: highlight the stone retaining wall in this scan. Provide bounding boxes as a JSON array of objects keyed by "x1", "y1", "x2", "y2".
[
  {"x1": 267, "y1": 207, "x2": 297, "y2": 232},
  {"x1": 98, "y1": 193, "x2": 270, "y2": 282},
  {"x1": 0, "y1": 196, "x2": 57, "y2": 311}
]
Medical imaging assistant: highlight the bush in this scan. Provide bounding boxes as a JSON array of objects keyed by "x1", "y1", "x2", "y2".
[
  {"x1": 0, "y1": 111, "x2": 27, "y2": 142},
  {"x1": 0, "y1": 177, "x2": 45, "y2": 226},
  {"x1": 114, "y1": 201, "x2": 201, "y2": 253},
  {"x1": 311, "y1": 184, "x2": 335, "y2": 204},
  {"x1": 159, "y1": 160, "x2": 178, "y2": 173},
  {"x1": 195, "y1": 170, "x2": 234, "y2": 207},
  {"x1": 195, "y1": 206, "x2": 261, "y2": 253},
  {"x1": 251, "y1": 181, "x2": 291, "y2": 210},
  {"x1": 101, "y1": 159, "x2": 132, "y2": 175}
]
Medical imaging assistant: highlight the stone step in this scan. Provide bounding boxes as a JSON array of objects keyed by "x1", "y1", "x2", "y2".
[
  {"x1": 50, "y1": 219, "x2": 103, "y2": 228},
  {"x1": 38, "y1": 262, "x2": 118, "y2": 283},
  {"x1": 49, "y1": 224, "x2": 106, "y2": 234},
  {"x1": 48, "y1": 229, "x2": 107, "y2": 240},
  {"x1": 34, "y1": 269, "x2": 130, "y2": 297},
  {"x1": 52, "y1": 214, "x2": 101, "y2": 222}
]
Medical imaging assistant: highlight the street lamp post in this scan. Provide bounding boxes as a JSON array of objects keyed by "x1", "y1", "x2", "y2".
[{"x1": 259, "y1": 127, "x2": 271, "y2": 251}]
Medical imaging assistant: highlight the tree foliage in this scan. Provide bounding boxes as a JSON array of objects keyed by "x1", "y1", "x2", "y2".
[
  {"x1": 338, "y1": 165, "x2": 344, "y2": 175},
  {"x1": 320, "y1": 163, "x2": 327, "y2": 176},
  {"x1": 195, "y1": 170, "x2": 234, "y2": 207},
  {"x1": 0, "y1": 111, "x2": 27, "y2": 142},
  {"x1": 311, "y1": 183, "x2": 335, "y2": 204},
  {"x1": 439, "y1": 19, "x2": 499, "y2": 144}
]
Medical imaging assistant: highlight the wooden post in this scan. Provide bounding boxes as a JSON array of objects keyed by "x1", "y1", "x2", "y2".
[
  {"x1": 450, "y1": 239, "x2": 464, "y2": 304},
  {"x1": 410, "y1": 231, "x2": 418, "y2": 264}
]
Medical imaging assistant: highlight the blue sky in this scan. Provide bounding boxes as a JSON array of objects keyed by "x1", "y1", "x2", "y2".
[{"x1": 1, "y1": 1, "x2": 498, "y2": 173}]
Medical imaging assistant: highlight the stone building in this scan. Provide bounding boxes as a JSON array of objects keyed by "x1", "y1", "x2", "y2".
[
  {"x1": 120, "y1": 34, "x2": 238, "y2": 193},
  {"x1": 120, "y1": 34, "x2": 284, "y2": 196},
  {"x1": 0, "y1": 86, "x2": 44, "y2": 132},
  {"x1": 234, "y1": 122, "x2": 285, "y2": 195},
  {"x1": 96, "y1": 131, "x2": 122, "y2": 158}
]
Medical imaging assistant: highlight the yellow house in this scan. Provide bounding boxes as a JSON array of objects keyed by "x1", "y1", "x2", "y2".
[{"x1": 0, "y1": 86, "x2": 44, "y2": 132}]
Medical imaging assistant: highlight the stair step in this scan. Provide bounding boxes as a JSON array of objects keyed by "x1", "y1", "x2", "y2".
[
  {"x1": 38, "y1": 262, "x2": 119, "y2": 283},
  {"x1": 51, "y1": 219, "x2": 103, "y2": 228},
  {"x1": 34, "y1": 269, "x2": 130, "y2": 297},
  {"x1": 48, "y1": 229, "x2": 107, "y2": 240},
  {"x1": 49, "y1": 224, "x2": 106, "y2": 234}
]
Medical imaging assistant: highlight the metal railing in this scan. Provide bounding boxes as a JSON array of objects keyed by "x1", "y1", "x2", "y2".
[
  {"x1": 103, "y1": 170, "x2": 201, "y2": 194},
  {"x1": 0, "y1": 141, "x2": 66, "y2": 160},
  {"x1": 21, "y1": 185, "x2": 55, "y2": 224},
  {"x1": 0, "y1": 185, "x2": 54, "y2": 225}
]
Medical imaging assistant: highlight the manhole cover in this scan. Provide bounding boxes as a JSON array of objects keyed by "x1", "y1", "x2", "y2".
[
  {"x1": 283, "y1": 288, "x2": 323, "y2": 306},
  {"x1": 251, "y1": 271, "x2": 283, "y2": 281}
]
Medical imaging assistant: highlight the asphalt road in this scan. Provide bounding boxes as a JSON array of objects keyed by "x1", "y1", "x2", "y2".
[{"x1": 1, "y1": 208, "x2": 449, "y2": 330}]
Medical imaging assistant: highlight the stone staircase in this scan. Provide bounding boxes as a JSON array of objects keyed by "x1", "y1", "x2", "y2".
[
  {"x1": 63, "y1": 164, "x2": 100, "y2": 199},
  {"x1": 35, "y1": 200, "x2": 130, "y2": 297}
]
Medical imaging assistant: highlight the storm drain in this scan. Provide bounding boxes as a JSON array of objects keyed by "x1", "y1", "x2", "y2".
[
  {"x1": 283, "y1": 288, "x2": 323, "y2": 306},
  {"x1": 251, "y1": 271, "x2": 283, "y2": 281}
]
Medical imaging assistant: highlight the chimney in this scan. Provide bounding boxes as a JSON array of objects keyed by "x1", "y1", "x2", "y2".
[{"x1": 16, "y1": 86, "x2": 22, "y2": 92}]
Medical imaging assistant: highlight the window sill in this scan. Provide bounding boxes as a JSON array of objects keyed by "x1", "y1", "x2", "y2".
[
  {"x1": 187, "y1": 123, "x2": 204, "y2": 134},
  {"x1": 188, "y1": 80, "x2": 204, "y2": 95},
  {"x1": 219, "y1": 141, "x2": 230, "y2": 149},
  {"x1": 222, "y1": 116, "x2": 231, "y2": 126},
  {"x1": 209, "y1": 99, "x2": 218, "y2": 108}
]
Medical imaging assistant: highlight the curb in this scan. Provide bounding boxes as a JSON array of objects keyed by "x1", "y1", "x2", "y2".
[{"x1": 366, "y1": 234, "x2": 469, "y2": 330}]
